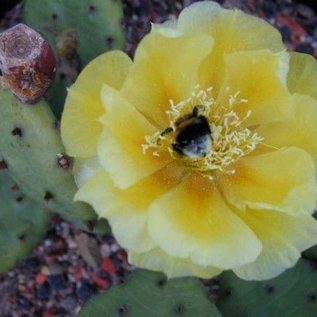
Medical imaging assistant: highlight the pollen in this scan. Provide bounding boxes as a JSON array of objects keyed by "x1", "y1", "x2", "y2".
[{"x1": 142, "y1": 85, "x2": 264, "y2": 176}]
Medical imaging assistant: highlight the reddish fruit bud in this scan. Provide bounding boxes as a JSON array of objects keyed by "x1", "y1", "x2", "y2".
[{"x1": 0, "y1": 23, "x2": 56, "y2": 103}]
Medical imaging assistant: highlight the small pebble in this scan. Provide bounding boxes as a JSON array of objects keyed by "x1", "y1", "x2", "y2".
[
  {"x1": 36, "y1": 282, "x2": 51, "y2": 300},
  {"x1": 102, "y1": 257, "x2": 117, "y2": 275},
  {"x1": 76, "y1": 280, "x2": 94, "y2": 302},
  {"x1": 48, "y1": 274, "x2": 68, "y2": 291}
]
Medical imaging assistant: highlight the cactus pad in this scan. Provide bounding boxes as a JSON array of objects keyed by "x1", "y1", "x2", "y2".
[
  {"x1": 0, "y1": 171, "x2": 50, "y2": 273},
  {"x1": 79, "y1": 269, "x2": 222, "y2": 317},
  {"x1": 217, "y1": 259, "x2": 317, "y2": 317},
  {"x1": 0, "y1": 87, "x2": 109, "y2": 233},
  {"x1": 24, "y1": 0, "x2": 125, "y2": 117}
]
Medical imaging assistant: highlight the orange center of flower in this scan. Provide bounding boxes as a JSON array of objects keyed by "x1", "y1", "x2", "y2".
[{"x1": 142, "y1": 86, "x2": 263, "y2": 178}]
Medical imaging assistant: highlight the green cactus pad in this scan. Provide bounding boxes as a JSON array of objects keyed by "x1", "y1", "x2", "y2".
[
  {"x1": 217, "y1": 259, "x2": 317, "y2": 317},
  {"x1": 303, "y1": 244, "x2": 317, "y2": 260},
  {"x1": 303, "y1": 213, "x2": 317, "y2": 259},
  {"x1": 0, "y1": 87, "x2": 109, "y2": 233},
  {"x1": 0, "y1": 171, "x2": 50, "y2": 273},
  {"x1": 79, "y1": 269, "x2": 222, "y2": 317},
  {"x1": 24, "y1": 0, "x2": 125, "y2": 118}
]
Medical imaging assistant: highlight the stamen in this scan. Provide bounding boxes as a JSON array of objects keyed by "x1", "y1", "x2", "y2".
[{"x1": 142, "y1": 85, "x2": 264, "y2": 176}]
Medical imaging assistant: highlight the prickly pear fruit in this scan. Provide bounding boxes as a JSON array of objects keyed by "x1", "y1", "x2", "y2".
[{"x1": 0, "y1": 24, "x2": 56, "y2": 103}]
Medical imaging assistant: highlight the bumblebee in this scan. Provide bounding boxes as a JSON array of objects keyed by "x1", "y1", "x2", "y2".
[{"x1": 168, "y1": 106, "x2": 212, "y2": 158}]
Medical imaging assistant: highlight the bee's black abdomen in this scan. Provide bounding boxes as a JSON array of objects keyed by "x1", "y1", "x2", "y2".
[{"x1": 173, "y1": 115, "x2": 212, "y2": 158}]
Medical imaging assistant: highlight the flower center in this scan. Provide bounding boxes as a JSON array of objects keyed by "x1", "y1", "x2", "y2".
[{"x1": 142, "y1": 86, "x2": 263, "y2": 178}]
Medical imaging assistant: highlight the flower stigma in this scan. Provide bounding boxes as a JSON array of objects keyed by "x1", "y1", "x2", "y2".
[{"x1": 142, "y1": 85, "x2": 264, "y2": 178}]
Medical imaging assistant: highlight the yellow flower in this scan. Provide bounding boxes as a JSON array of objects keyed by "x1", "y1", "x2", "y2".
[{"x1": 61, "y1": 1, "x2": 317, "y2": 280}]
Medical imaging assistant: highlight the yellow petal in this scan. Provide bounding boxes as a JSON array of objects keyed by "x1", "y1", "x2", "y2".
[
  {"x1": 122, "y1": 161, "x2": 185, "y2": 209},
  {"x1": 233, "y1": 209, "x2": 317, "y2": 280},
  {"x1": 98, "y1": 128, "x2": 171, "y2": 189},
  {"x1": 256, "y1": 94, "x2": 317, "y2": 166},
  {"x1": 148, "y1": 173, "x2": 261, "y2": 269},
  {"x1": 61, "y1": 51, "x2": 132, "y2": 158},
  {"x1": 177, "y1": 1, "x2": 224, "y2": 33},
  {"x1": 74, "y1": 171, "x2": 154, "y2": 252},
  {"x1": 98, "y1": 85, "x2": 172, "y2": 189},
  {"x1": 74, "y1": 171, "x2": 121, "y2": 216},
  {"x1": 75, "y1": 162, "x2": 185, "y2": 252},
  {"x1": 177, "y1": 1, "x2": 284, "y2": 92},
  {"x1": 100, "y1": 85, "x2": 157, "y2": 142},
  {"x1": 217, "y1": 50, "x2": 292, "y2": 126},
  {"x1": 73, "y1": 156, "x2": 102, "y2": 187},
  {"x1": 129, "y1": 248, "x2": 221, "y2": 279},
  {"x1": 107, "y1": 207, "x2": 154, "y2": 253},
  {"x1": 217, "y1": 147, "x2": 317, "y2": 215},
  {"x1": 75, "y1": 164, "x2": 184, "y2": 213},
  {"x1": 110, "y1": 163, "x2": 185, "y2": 252},
  {"x1": 151, "y1": 21, "x2": 183, "y2": 38},
  {"x1": 121, "y1": 31, "x2": 213, "y2": 127},
  {"x1": 178, "y1": 2, "x2": 284, "y2": 52},
  {"x1": 287, "y1": 52, "x2": 317, "y2": 100}
]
